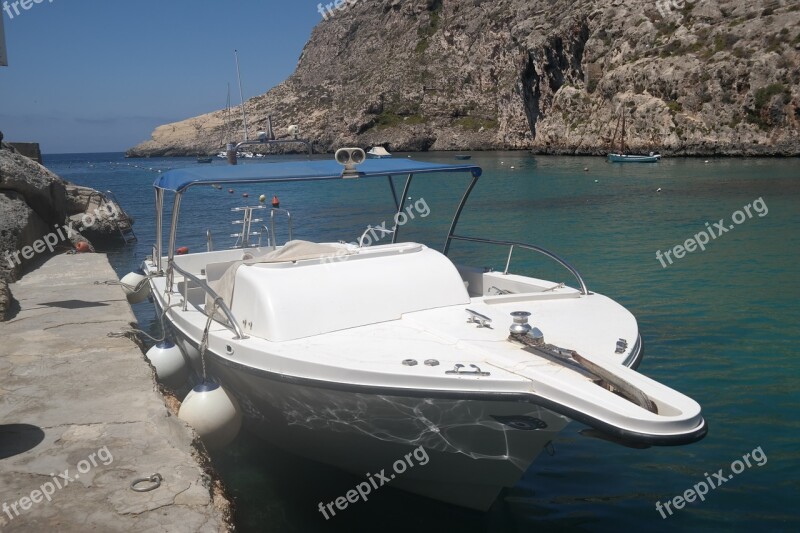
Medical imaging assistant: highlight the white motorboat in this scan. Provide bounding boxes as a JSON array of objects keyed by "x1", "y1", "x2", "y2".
[
  {"x1": 141, "y1": 151, "x2": 706, "y2": 511},
  {"x1": 367, "y1": 146, "x2": 392, "y2": 158}
]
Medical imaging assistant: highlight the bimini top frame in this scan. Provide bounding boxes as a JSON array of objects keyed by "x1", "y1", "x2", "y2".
[
  {"x1": 151, "y1": 157, "x2": 588, "y2": 295},
  {"x1": 153, "y1": 159, "x2": 481, "y2": 193},
  {"x1": 152, "y1": 159, "x2": 482, "y2": 272}
]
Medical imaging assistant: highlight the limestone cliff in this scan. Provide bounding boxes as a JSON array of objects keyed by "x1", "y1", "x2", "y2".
[{"x1": 127, "y1": 0, "x2": 800, "y2": 157}]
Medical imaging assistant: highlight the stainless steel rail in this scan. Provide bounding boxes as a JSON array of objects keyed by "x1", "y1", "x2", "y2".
[
  {"x1": 168, "y1": 261, "x2": 249, "y2": 340},
  {"x1": 269, "y1": 208, "x2": 293, "y2": 250},
  {"x1": 446, "y1": 234, "x2": 590, "y2": 295}
]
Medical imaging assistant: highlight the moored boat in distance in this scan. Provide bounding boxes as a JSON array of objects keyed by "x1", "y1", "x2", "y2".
[
  {"x1": 367, "y1": 146, "x2": 392, "y2": 158},
  {"x1": 139, "y1": 151, "x2": 706, "y2": 511},
  {"x1": 607, "y1": 109, "x2": 662, "y2": 163},
  {"x1": 608, "y1": 152, "x2": 662, "y2": 163}
]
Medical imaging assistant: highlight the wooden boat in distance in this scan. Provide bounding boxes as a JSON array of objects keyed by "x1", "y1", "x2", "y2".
[{"x1": 607, "y1": 111, "x2": 661, "y2": 163}]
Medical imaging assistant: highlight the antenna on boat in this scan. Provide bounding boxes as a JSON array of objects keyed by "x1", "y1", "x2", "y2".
[{"x1": 235, "y1": 49, "x2": 249, "y2": 141}]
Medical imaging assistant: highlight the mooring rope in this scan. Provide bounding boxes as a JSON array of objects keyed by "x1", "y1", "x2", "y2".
[
  {"x1": 197, "y1": 299, "x2": 220, "y2": 382},
  {"x1": 95, "y1": 273, "x2": 154, "y2": 294}
]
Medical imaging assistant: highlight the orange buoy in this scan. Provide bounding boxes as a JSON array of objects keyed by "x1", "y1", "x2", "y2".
[
  {"x1": 271, "y1": 195, "x2": 280, "y2": 208},
  {"x1": 75, "y1": 241, "x2": 91, "y2": 253},
  {"x1": 176, "y1": 246, "x2": 189, "y2": 255}
]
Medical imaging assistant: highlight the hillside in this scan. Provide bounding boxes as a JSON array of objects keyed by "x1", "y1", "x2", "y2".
[{"x1": 127, "y1": 0, "x2": 800, "y2": 157}]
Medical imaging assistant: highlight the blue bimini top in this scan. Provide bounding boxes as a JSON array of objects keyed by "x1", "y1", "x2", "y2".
[{"x1": 154, "y1": 158, "x2": 482, "y2": 192}]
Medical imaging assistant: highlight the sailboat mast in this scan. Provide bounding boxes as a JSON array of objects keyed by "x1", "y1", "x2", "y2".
[
  {"x1": 611, "y1": 113, "x2": 621, "y2": 154},
  {"x1": 225, "y1": 83, "x2": 232, "y2": 144},
  {"x1": 235, "y1": 49, "x2": 249, "y2": 141},
  {"x1": 621, "y1": 111, "x2": 626, "y2": 154}
]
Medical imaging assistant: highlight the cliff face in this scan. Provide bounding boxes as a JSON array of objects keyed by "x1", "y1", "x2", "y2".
[{"x1": 128, "y1": 0, "x2": 800, "y2": 157}]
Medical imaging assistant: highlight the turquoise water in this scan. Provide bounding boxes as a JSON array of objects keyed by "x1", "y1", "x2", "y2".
[{"x1": 44, "y1": 152, "x2": 800, "y2": 532}]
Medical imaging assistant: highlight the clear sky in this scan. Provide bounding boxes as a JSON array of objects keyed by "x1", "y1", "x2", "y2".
[{"x1": 0, "y1": 1, "x2": 324, "y2": 154}]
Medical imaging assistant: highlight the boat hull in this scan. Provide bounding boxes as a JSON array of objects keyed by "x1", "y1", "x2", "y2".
[
  {"x1": 607, "y1": 153, "x2": 661, "y2": 163},
  {"x1": 185, "y1": 338, "x2": 569, "y2": 510}
]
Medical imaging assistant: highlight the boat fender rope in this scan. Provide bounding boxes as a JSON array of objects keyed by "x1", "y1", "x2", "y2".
[
  {"x1": 95, "y1": 274, "x2": 153, "y2": 294},
  {"x1": 198, "y1": 299, "x2": 219, "y2": 382},
  {"x1": 107, "y1": 302, "x2": 181, "y2": 344}
]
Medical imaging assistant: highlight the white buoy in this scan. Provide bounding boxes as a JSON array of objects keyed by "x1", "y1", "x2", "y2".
[
  {"x1": 146, "y1": 341, "x2": 189, "y2": 388},
  {"x1": 657, "y1": 187, "x2": 662, "y2": 192},
  {"x1": 179, "y1": 382, "x2": 242, "y2": 450},
  {"x1": 121, "y1": 271, "x2": 151, "y2": 304}
]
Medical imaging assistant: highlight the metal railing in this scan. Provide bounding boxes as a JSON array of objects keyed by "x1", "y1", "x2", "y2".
[
  {"x1": 230, "y1": 206, "x2": 293, "y2": 250},
  {"x1": 446, "y1": 235, "x2": 590, "y2": 295},
  {"x1": 168, "y1": 261, "x2": 249, "y2": 340},
  {"x1": 268, "y1": 208, "x2": 293, "y2": 250},
  {"x1": 86, "y1": 190, "x2": 137, "y2": 244}
]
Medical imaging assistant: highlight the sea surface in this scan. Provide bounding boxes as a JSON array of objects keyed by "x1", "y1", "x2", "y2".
[{"x1": 43, "y1": 152, "x2": 799, "y2": 532}]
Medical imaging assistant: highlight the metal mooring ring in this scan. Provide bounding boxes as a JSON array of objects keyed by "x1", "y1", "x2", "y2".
[{"x1": 130, "y1": 473, "x2": 163, "y2": 492}]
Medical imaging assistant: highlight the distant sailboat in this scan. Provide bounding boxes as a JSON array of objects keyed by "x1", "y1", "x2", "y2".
[{"x1": 607, "y1": 110, "x2": 661, "y2": 163}]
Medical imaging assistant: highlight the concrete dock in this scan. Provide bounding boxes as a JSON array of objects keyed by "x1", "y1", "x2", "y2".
[{"x1": 0, "y1": 254, "x2": 231, "y2": 531}]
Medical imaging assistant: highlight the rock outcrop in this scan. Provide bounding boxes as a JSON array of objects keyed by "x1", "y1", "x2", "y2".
[
  {"x1": 128, "y1": 0, "x2": 800, "y2": 157},
  {"x1": 0, "y1": 188, "x2": 54, "y2": 281},
  {"x1": 0, "y1": 146, "x2": 132, "y2": 320},
  {"x1": 0, "y1": 148, "x2": 70, "y2": 283},
  {"x1": 64, "y1": 184, "x2": 132, "y2": 244},
  {"x1": 0, "y1": 278, "x2": 10, "y2": 321}
]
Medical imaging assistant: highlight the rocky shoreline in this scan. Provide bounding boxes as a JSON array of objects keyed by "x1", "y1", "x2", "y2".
[
  {"x1": 127, "y1": 0, "x2": 799, "y2": 158},
  {"x1": 0, "y1": 144, "x2": 131, "y2": 319}
]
